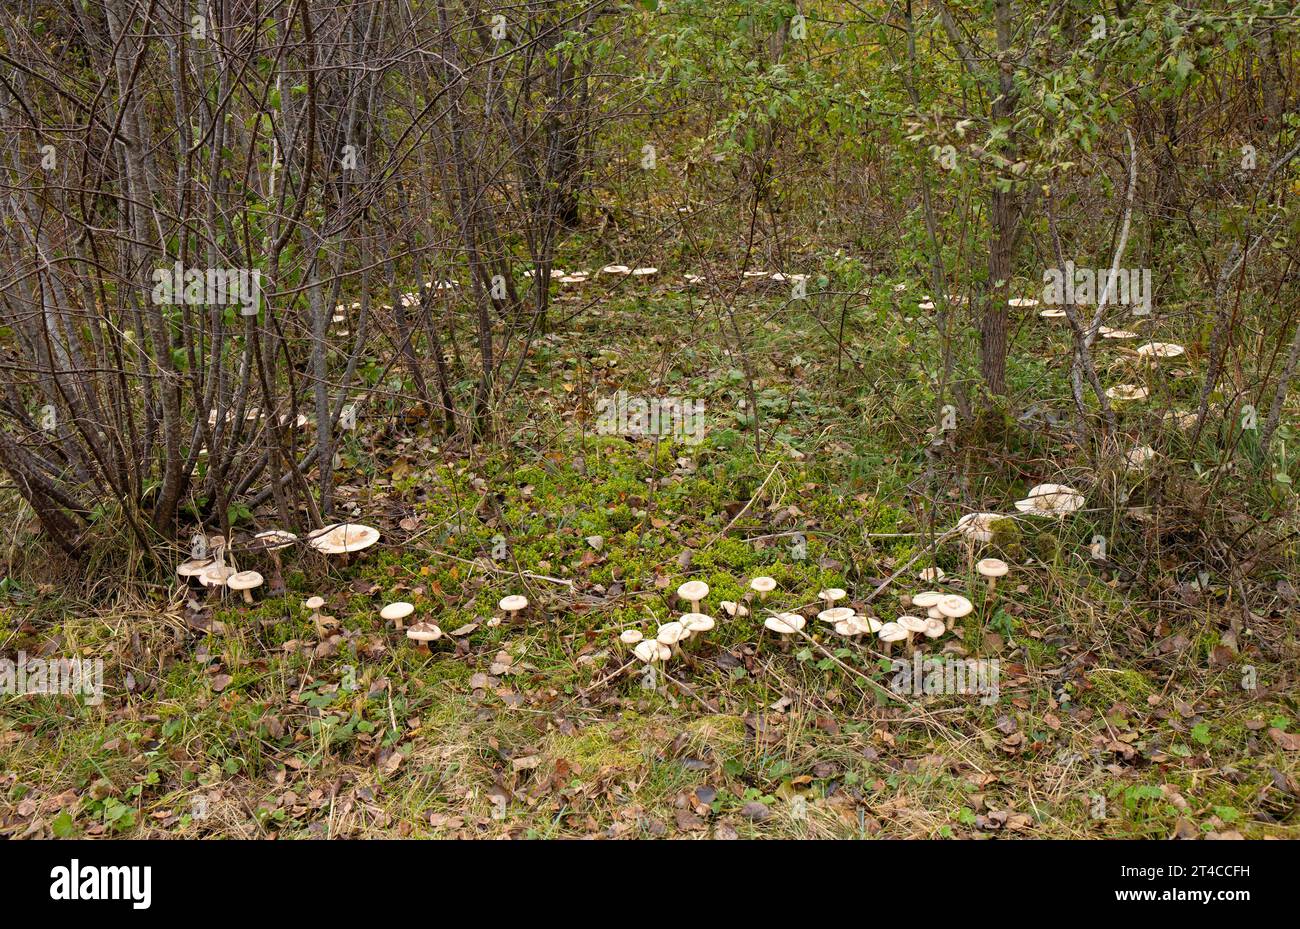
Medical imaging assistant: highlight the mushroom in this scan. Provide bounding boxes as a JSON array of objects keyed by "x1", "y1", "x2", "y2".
[
  {"x1": 749, "y1": 576, "x2": 776, "y2": 600},
  {"x1": 764, "y1": 612, "x2": 805, "y2": 635},
  {"x1": 897, "y1": 615, "x2": 929, "y2": 655},
  {"x1": 199, "y1": 563, "x2": 236, "y2": 590},
  {"x1": 1100, "y1": 328, "x2": 1139, "y2": 340},
  {"x1": 250, "y1": 529, "x2": 296, "y2": 591},
  {"x1": 917, "y1": 566, "x2": 946, "y2": 583},
  {"x1": 834, "y1": 615, "x2": 872, "y2": 637},
  {"x1": 619, "y1": 629, "x2": 644, "y2": 645},
  {"x1": 1125, "y1": 445, "x2": 1156, "y2": 469},
  {"x1": 923, "y1": 617, "x2": 947, "y2": 640},
  {"x1": 876, "y1": 622, "x2": 908, "y2": 656},
  {"x1": 601, "y1": 264, "x2": 631, "y2": 275},
  {"x1": 817, "y1": 587, "x2": 847, "y2": 608},
  {"x1": 719, "y1": 600, "x2": 749, "y2": 618},
  {"x1": 680, "y1": 613, "x2": 715, "y2": 636},
  {"x1": 1008, "y1": 297, "x2": 1040, "y2": 308},
  {"x1": 226, "y1": 570, "x2": 264, "y2": 605},
  {"x1": 499, "y1": 595, "x2": 529, "y2": 624},
  {"x1": 817, "y1": 606, "x2": 856, "y2": 626},
  {"x1": 956, "y1": 512, "x2": 1003, "y2": 544},
  {"x1": 177, "y1": 558, "x2": 213, "y2": 584},
  {"x1": 1038, "y1": 308, "x2": 1067, "y2": 319},
  {"x1": 1105, "y1": 384, "x2": 1149, "y2": 402},
  {"x1": 937, "y1": 594, "x2": 974, "y2": 623},
  {"x1": 307, "y1": 523, "x2": 381, "y2": 559},
  {"x1": 1014, "y1": 483, "x2": 1084, "y2": 517},
  {"x1": 632, "y1": 639, "x2": 662, "y2": 663},
  {"x1": 656, "y1": 621, "x2": 687, "y2": 647},
  {"x1": 630, "y1": 267, "x2": 658, "y2": 278},
  {"x1": 910, "y1": 591, "x2": 945, "y2": 610},
  {"x1": 676, "y1": 580, "x2": 709, "y2": 612},
  {"x1": 976, "y1": 558, "x2": 1009, "y2": 593},
  {"x1": 380, "y1": 601, "x2": 415, "y2": 629},
  {"x1": 304, "y1": 596, "x2": 326, "y2": 611},
  {"x1": 406, "y1": 622, "x2": 442, "y2": 651},
  {"x1": 1135, "y1": 341, "x2": 1185, "y2": 361}
]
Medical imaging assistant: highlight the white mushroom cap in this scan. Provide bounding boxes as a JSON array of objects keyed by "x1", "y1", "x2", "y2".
[
  {"x1": 1008, "y1": 297, "x2": 1040, "y2": 308},
  {"x1": 601, "y1": 264, "x2": 631, "y2": 275},
  {"x1": 1101, "y1": 328, "x2": 1139, "y2": 340},
  {"x1": 897, "y1": 615, "x2": 929, "y2": 634},
  {"x1": 976, "y1": 558, "x2": 1009, "y2": 579},
  {"x1": 927, "y1": 607, "x2": 943, "y2": 619},
  {"x1": 676, "y1": 580, "x2": 710, "y2": 603},
  {"x1": 817, "y1": 607, "x2": 856, "y2": 625},
  {"x1": 1135, "y1": 341, "x2": 1185, "y2": 360},
  {"x1": 380, "y1": 601, "x2": 415, "y2": 621},
  {"x1": 656, "y1": 621, "x2": 687, "y2": 645},
  {"x1": 680, "y1": 613, "x2": 715, "y2": 634},
  {"x1": 764, "y1": 613, "x2": 805, "y2": 634},
  {"x1": 923, "y1": 618, "x2": 947, "y2": 638},
  {"x1": 749, "y1": 576, "x2": 776, "y2": 594},
  {"x1": 818, "y1": 587, "x2": 847, "y2": 603},
  {"x1": 917, "y1": 567, "x2": 945, "y2": 582},
  {"x1": 620, "y1": 629, "x2": 644, "y2": 645},
  {"x1": 304, "y1": 596, "x2": 326, "y2": 610},
  {"x1": 226, "y1": 570, "x2": 264, "y2": 592},
  {"x1": 200, "y1": 564, "x2": 237, "y2": 587},
  {"x1": 1038, "y1": 308, "x2": 1067, "y2": 318},
  {"x1": 177, "y1": 558, "x2": 213, "y2": 578},
  {"x1": 862, "y1": 616, "x2": 885, "y2": 633},
  {"x1": 1105, "y1": 384, "x2": 1149, "y2": 401},
  {"x1": 937, "y1": 595, "x2": 974, "y2": 619},
  {"x1": 633, "y1": 639, "x2": 662, "y2": 663},
  {"x1": 308, "y1": 522, "x2": 380, "y2": 555},
  {"x1": 406, "y1": 622, "x2": 442, "y2": 642},
  {"x1": 911, "y1": 591, "x2": 945, "y2": 608},
  {"x1": 630, "y1": 267, "x2": 658, "y2": 277},
  {"x1": 252, "y1": 529, "x2": 298, "y2": 550},
  {"x1": 719, "y1": 600, "x2": 749, "y2": 618},
  {"x1": 834, "y1": 616, "x2": 872, "y2": 636},
  {"x1": 1126, "y1": 446, "x2": 1156, "y2": 468},
  {"x1": 1014, "y1": 483, "x2": 1085, "y2": 517},
  {"x1": 499, "y1": 595, "x2": 529, "y2": 613},
  {"x1": 956, "y1": 512, "x2": 1003, "y2": 543},
  {"x1": 877, "y1": 622, "x2": 908, "y2": 643}
]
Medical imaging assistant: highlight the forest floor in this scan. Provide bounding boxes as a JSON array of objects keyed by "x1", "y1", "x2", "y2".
[{"x1": 2, "y1": 276, "x2": 1298, "y2": 839}]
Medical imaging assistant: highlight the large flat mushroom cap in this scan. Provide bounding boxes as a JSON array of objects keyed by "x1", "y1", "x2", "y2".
[
  {"x1": 911, "y1": 591, "x2": 945, "y2": 608},
  {"x1": 308, "y1": 522, "x2": 380, "y2": 554},
  {"x1": 1135, "y1": 341, "x2": 1185, "y2": 360},
  {"x1": 251, "y1": 529, "x2": 298, "y2": 550},
  {"x1": 680, "y1": 613, "x2": 716, "y2": 633},
  {"x1": 200, "y1": 564, "x2": 237, "y2": 587},
  {"x1": 818, "y1": 587, "x2": 847, "y2": 602},
  {"x1": 406, "y1": 622, "x2": 442, "y2": 642},
  {"x1": 499, "y1": 595, "x2": 529, "y2": 612},
  {"x1": 1014, "y1": 483, "x2": 1084, "y2": 517}
]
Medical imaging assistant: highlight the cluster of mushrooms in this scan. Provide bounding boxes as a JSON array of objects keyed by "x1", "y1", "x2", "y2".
[
  {"x1": 174, "y1": 522, "x2": 381, "y2": 603},
  {"x1": 399, "y1": 594, "x2": 530, "y2": 653}
]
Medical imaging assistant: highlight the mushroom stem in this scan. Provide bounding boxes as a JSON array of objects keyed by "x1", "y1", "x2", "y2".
[
  {"x1": 690, "y1": 598, "x2": 701, "y2": 612},
  {"x1": 241, "y1": 589, "x2": 254, "y2": 605}
]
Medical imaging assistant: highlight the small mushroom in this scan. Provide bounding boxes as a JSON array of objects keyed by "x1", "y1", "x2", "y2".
[
  {"x1": 956, "y1": 512, "x2": 1003, "y2": 544},
  {"x1": 406, "y1": 621, "x2": 442, "y2": 651},
  {"x1": 499, "y1": 595, "x2": 529, "y2": 623},
  {"x1": 1100, "y1": 328, "x2": 1138, "y2": 340},
  {"x1": 656, "y1": 621, "x2": 687, "y2": 646},
  {"x1": 680, "y1": 613, "x2": 715, "y2": 636},
  {"x1": 304, "y1": 596, "x2": 326, "y2": 611},
  {"x1": 764, "y1": 612, "x2": 805, "y2": 635},
  {"x1": 876, "y1": 622, "x2": 908, "y2": 655},
  {"x1": 619, "y1": 629, "x2": 644, "y2": 645},
  {"x1": 199, "y1": 564, "x2": 236, "y2": 590},
  {"x1": 922, "y1": 617, "x2": 947, "y2": 639},
  {"x1": 177, "y1": 558, "x2": 213, "y2": 584},
  {"x1": 817, "y1": 588, "x2": 847, "y2": 608},
  {"x1": 911, "y1": 591, "x2": 944, "y2": 610},
  {"x1": 1105, "y1": 384, "x2": 1149, "y2": 402},
  {"x1": 633, "y1": 639, "x2": 662, "y2": 663},
  {"x1": 719, "y1": 600, "x2": 749, "y2": 618},
  {"x1": 1135, "y1": 341, "x2": 1185, "y2": 361},
  {"x1": 917, "y1": 566, "x2": 945, "y2": 583},
  {"x1": 937, "y1": 595, "x2": 974, "y2": 623},
  {"x1": 676, "y1": 580, "x2": 709, "y2": 612},
  {"x1": 817, "y1": 606, "x2": 856, "y2": 626},
  {"x1": 380, "y1": 601, "x2": 415, "y2": 629},
  {"x1": 1038, "y1": 308, "x2": 1067, "y2": 319},
  {"x1": 897, "y1": 615, "x2": 929, "y2": 655},
  {"x1": 226, "y1": 570, "x2": 264, "y2": 605},
  {"x1": 749, "y1": 576, "x2": 776, "y2": 600},
  {"x1": 976, "y1": 558, "x2": 1009, "y2": 593}
]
